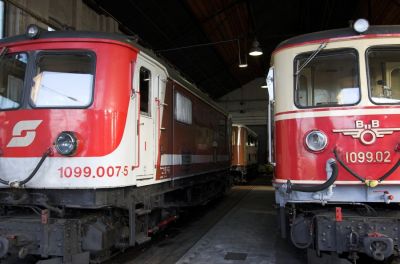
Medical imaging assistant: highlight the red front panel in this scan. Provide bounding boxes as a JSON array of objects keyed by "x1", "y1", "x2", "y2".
[
  {"x1": 0, "y1": 40, "x2": 137, "y2": 158},
  {"x1": 275, "y1": 108, "x2": 400, "y2": 182}
]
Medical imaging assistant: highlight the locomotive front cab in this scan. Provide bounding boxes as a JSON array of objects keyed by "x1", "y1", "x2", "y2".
[
  {"x1": 271, "y1": 22, "x2": 400, "y2": 261},
  {"x1": 273, "y1": 33, "x2": 400, "y2": 205},
  {"x1": 0, "y1": 29, "x2": 139, "y2": 190},
  {"x1": 0, "y1": 30, "x2": 143, "y2": 262}
]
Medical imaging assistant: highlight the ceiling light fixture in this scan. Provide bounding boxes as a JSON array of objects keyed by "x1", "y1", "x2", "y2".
[
  {"x1": 237, "y1": 39, "x2": 248, "y2": 68},
  {"x1": 249, "y1": 39, "x2": 263, "y2": 56}
]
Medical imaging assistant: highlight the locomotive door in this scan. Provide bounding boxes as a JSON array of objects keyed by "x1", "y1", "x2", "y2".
[{"x1": 135, "y1": 55, "x2": 157, "y2": 180}]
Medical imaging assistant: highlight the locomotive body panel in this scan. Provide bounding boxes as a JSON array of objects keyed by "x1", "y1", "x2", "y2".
[
  {"x1": 158, "y1": 79, "x2": 230, "y2": 180},
  {"x1": 230, "y1": 124, "x2": 258, "y2": 182},
  {"x1": 270, "y1": 24, "x2": 400, "y2": 261},
  {"x1": 0, "y1": 35, "x2": 230, "y2": 189},
  {"x1": 273, "y1": 36, "x2": 400, "y2": 188},
  {"x1": 275, "y1": 108, "x2": 400, "y2": 184},
  {"x1": 0, "y1": 29, "x2": 232, "y2": 262},
  {"x1": 0, "y1": 40, "x2": 135, "y2": 158},
  {"x1": 231, "y1": 124, "x2": 258, "y2": 167}
]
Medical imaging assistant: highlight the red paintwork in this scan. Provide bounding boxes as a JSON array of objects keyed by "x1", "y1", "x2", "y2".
[
  {"x1": 335, "y1": 207, "x2": 343, "y2": 222},
  {"x1": 275, "y1": 112, "x2": 400, "y2": 182},
  {"x1": 0, "y1": 39, "x2": 137, "y2": 157},
  {"x1": 0, "y1": 36, "x2": 230, "y2": 182}
]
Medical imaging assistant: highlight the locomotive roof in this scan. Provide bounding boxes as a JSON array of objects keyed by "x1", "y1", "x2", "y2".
[
  {"x1": 276, "y1": 25, "x2": 400, "y2": 50},
  {"x1": 232, "y1": 124, "x2": 257, "y2": 137},
  {"x1": 0, "y1": 30, "x2": 228, "y2": 116}
]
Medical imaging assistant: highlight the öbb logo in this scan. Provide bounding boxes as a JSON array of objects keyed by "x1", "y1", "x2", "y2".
[
  {"x1": 7, "y1": 120, "x2": 43, "y2": 147},
  {"x1": 333, "y1": 120, "x2": 400, "y2": 145}
]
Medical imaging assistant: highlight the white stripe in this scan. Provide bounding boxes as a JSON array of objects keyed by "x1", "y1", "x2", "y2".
[
  {"x1": 275, "y1": 108, "x2": 400, "y2": 121},
  {"x1": 155, "y1": 167, "x2": 231, "y2": 184},
  {"x1": 160, "y1": 154, "x2": 229, "y2": 166}
]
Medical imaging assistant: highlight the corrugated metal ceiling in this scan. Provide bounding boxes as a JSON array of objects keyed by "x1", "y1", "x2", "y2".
[{"x1": 86, "y1": 0, "x2": 400, "y2": 99}]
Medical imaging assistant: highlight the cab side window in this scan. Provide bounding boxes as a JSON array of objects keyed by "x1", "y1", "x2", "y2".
[{"x1": 140, "y1": 67, "x2": 151, "y2": 115}]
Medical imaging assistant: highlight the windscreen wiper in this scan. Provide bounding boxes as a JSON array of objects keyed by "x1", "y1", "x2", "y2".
[
  {"x1": 294, "y1": 42, "x2": 327, "y2": 76},
  {"x1": 0, "y1": 47, "x2": 8, "y2": 59}
]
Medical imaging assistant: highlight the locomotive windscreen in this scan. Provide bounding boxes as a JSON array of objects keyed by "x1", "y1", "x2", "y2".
[
  {"x1": 30, "y1": 52, "x2": 94, "y2": 108},
  {"x1": 367, "y1": 48, "x2": 400, "y2": 104},
  {"x1": 294, "y1": 49, "x2": 360, "y2": 108}
]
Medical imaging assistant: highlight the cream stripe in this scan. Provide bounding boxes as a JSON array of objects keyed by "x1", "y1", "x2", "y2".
[
  {"x1": 274, "y1": 179, "x2": 400, "y2": 185},
  {"x1": 275, "y1": 108, "x2": 400, "y2": 121}
]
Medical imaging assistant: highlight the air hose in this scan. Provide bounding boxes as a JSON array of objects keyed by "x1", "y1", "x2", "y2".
[
  {"x1": 0, "y1": 148, "x2": 52, "y2": 188},
  {"x1": 334, "y1": 148, "x2": 400, "y2": 184},
  {"x1": 287, "y1": 159, "x2": 338, "y2": 193}
]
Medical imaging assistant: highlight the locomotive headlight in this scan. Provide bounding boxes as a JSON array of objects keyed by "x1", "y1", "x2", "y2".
[
  {"x1": 55, "y1": 131, "x2": 77, "y2": 156},
  {"x1": 305, "y1": 130, "x2": 328, "y2": 152},
  {"x1": 26, "y1": 24, "x2": 41, "y2": 39},
  {"x1": 353, "y1": 18, "x2": 369, "y2": 33}
]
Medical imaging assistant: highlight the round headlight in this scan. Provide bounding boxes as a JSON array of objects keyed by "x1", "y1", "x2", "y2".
[
  {"x1": 26, "y1": 24, "x2": 41, "y2": 39},
  {"x1": 55, "y1": 131, "x2": 77, "y2": 156},
  {"x1": 305, "y1": 130, "x2": 328, "y2": 152},
  {"x1": 353, "y1": 18, "x2": 369, "y2": 34}
]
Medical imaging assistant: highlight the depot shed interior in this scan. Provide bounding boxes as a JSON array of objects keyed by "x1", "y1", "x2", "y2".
[{"x1": 4, "y1": 0, "x2": 400, "y2": 164}]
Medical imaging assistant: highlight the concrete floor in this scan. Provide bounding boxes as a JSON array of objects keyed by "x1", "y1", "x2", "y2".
[
  {"x1": 176, "y1": 185, "x2": 305, "y2": 264},
  {"x1": 111, "y1": 176, "x2": 306, "y2": 264}
]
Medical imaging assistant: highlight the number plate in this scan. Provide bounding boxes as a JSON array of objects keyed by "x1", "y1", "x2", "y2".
[{"x1": 345, "y1": 151, "x2": 391, "y2": 164}]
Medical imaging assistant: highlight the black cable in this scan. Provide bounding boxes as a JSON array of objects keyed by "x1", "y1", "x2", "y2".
[
  {"x1": 0, "y1": 148, "x2": 51, "y2": 187},
  {"x1": 333, "y1": 148, "x2": 365, "y2": 182},
  {"x1": 0, "y1": 177, "x2": 8, "y2": 185},
  {"x1": 290, "y1": 214, "x2": 314, "y2": 249},
  {"x1": 287, "y1": 160, "x2": 338, "y2": 193},
  {"x1": 378, "y1": 158, "x2": 400, "y2": 182},
  {"x1": 334, "y1": 148, "x2": 400, "y2": 183},
  {"x1": 18, "y1": 148, "x2": 52, "y2": 185}
]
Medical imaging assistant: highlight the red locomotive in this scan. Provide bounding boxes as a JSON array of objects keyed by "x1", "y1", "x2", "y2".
[
  {"x1": 231, "y1": 124, "x2": 258, "y2": 182},
  {"x1": 269, "y1": 19, "x2": 400, "y2": 262},
  {"x1": 0, "y1": 25, "x2": 231, "y2": 263}
]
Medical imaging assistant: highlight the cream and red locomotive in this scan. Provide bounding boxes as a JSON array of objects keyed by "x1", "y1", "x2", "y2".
[
  {"x1": 269, "y1": 19, "x2": 400, "y2": 262},
  {"x1": 0, "y1": 25, "x2": 231, "y2": 263},
  {"x1": 231, "y1": 124, "x2": 258, "y2": 182}
]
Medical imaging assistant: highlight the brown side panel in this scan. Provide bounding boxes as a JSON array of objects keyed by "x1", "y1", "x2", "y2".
[
  {"x1": 156, "y1": 79, "x2": 174, "y2": 180},
  {"x1": 156, "y1": 79, "x2": 230, "y2": 180},
  {"x1": 247, "y1": 144, "x2": 258, "y2": 166},
  {"x1": 232, "y1": 126, "x2": 244, "y2": 166}
]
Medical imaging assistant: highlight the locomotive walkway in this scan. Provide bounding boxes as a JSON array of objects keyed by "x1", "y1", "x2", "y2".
[{"x1": 109, "y1": 176, "x2": 306, "y2": 264}]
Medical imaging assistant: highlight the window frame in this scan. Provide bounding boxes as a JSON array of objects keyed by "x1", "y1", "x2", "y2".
[
  {"x1": 174, "y1": 91, "x2": 192, "y2": 125},
  {"x1": 139, "y1": 66, "x2": 152, "y2": 116},
  {"x1": 29, "y1": 50, "x2": 96, "y2": 109},
  {"x1": 293, "y1": 48, "x2": 361, "y2": 109},
  {"x1": 366, "y1": 45, "x2": 400, "y2": 105},
  {"x1": 0, "y1": 52, "x2": 29, "y2": 111}
]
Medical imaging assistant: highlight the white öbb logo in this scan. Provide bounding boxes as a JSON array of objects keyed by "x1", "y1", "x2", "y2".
[
  {"x1": 333, "y1": 120, "x2": 400, "y2": 145},
  {"x1": 7, "y1": 120, "x2": 43, "y2": 147}
]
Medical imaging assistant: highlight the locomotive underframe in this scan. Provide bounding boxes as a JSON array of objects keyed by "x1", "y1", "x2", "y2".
[
  {"x1": 275, "y1": 180, "x2": 400, "y2": 261},
  {"x1": 230, "y1": 164, "x2": 258, "y2": 183},
  {"x1": 285, "y1": 204, "x2": 400, "y2": 263},
  {"x1": 274, "y1": 183, "x2": 400, "y2": 206},
  {"x1": 0, "y1": 170, "x2": 231, "y2": 263}
]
